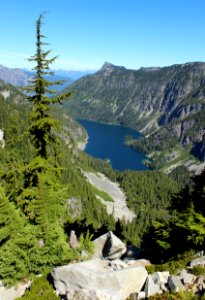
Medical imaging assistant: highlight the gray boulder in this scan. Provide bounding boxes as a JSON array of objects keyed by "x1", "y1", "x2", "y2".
[
  {"x1": 0, "y1": 281, "x2": 30, "y2": 300},
  {"x1": 52, "y1": 259, "x2": 148, "y2": 300},
  {"x1": 168, "y1": 275, "x2": 185, "y2": 292},
  {"x1": 144, "y1": 274, "x2": 161, "y2": 298},
  {"x1": 179, "y1": 269, "x2": 196, "y2": 286},
  {"x1": 92, "y1": 231, "x2": 126, "y2": 260},
  {"x1": 190, "y1": 256, "x2": 205, "y2": 267},
  {"x1": 152, "y1": 271, "x2": 170, "y2": 286}
]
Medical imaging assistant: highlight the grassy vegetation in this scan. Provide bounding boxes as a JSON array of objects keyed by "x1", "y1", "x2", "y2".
[
  {"x1": 16, "y1": 276, "x2": 59, "y2": 300},
  {"x1": 149, "y1": 291, "x2": 199, "y2": 300},
  {"x1": 92, "y1": 186, "x2": 114, "y2": 202}
]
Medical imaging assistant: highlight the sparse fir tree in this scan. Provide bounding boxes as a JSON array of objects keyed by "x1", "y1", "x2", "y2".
[
  {"x1": 24, "y1": 13, "x2": 72, "y2": 160},
  {"x1": 19, "y1": 13, "x2": 72, "y2": 219}
]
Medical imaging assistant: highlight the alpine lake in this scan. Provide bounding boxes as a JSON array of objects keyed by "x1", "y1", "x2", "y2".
[{"x1": 78, "y1": 119, "x2": 149, "y2": 171}]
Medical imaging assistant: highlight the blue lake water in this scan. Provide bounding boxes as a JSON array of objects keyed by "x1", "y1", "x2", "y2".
[{"x1": 79, "y1": 119, "x2": 149, "y2": 171}]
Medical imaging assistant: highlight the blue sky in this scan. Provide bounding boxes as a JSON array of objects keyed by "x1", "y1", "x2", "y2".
[{"x1": 0, "y1": 0, "x2": 205, "y2": 71}]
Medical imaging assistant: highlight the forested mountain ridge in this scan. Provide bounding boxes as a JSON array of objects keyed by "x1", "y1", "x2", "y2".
[{"x1": 64, "y1": 62, "x2": 205, "y2": 171}]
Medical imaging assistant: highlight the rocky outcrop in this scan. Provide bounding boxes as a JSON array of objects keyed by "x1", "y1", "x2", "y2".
[
  {"x1": 145, "y1": 275, "x2": 161, "y2": 298},
  {"x1": 83, "y1": 172, "x2": 135, "y2": 222},
  {"x1": 52, "y1": 259, "x2": 148, "y2": 300},
  {"x1": 92, "y1": 231, "x2": 127, "y2": 260},
  {"x1": 190, "y1": 255, "x2": 205, "y2": 267},
  {"x1": 50, "y1": 234, "x2": 205, "y2": 300},
  {"x1": 4, "y1": 232, "x2": 205, "y2": 300}
]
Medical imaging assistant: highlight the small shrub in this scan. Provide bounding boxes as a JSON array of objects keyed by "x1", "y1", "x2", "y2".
[
  {"x1": 77, "y1": 230, "x2": 94, "y2": 259},
  {"x1": 190, "y1": 266, "x2": 205, "y2": 276},
  {"x1": 16, "y1": 276, "x2": 59, "y2": 300}
]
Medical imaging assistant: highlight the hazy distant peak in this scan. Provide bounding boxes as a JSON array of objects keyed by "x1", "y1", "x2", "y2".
[{"x1": 100, "y1": 62, "x2": 116, "y2": 71}]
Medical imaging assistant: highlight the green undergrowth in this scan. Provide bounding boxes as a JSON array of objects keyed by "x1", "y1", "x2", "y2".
[
  {"x1": 16, "y1": 276, "x2": 58, "y2": 300},
  {"x1": 146, "y1": 251, "x2": 196, "y2": 275},
  {"x1": 190, "y1": 266, "x2": 205, "y2": 276},
  {"x1": 92, "y1": 186, "x2": 114, "y2": 202}
]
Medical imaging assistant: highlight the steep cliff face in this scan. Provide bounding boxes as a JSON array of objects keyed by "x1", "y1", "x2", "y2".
[{"x1": 64, "y1": 62, "x2": 205, "y2": 167}]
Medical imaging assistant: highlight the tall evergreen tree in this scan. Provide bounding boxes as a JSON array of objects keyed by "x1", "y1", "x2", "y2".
[
  {"x1": 25, "y1": 13, "x2": 72, "y2": 160},
  {"x1": 20, "y1": 14, "x2": 72, "y2": 219}
]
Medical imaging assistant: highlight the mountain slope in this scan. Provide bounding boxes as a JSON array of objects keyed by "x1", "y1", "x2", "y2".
[
  {"x1": 0, "y1": 65, "x2": 31, "y2": 86},
  {"x1": 63, "y1": 62, "x2": 205, "y2": 170}
]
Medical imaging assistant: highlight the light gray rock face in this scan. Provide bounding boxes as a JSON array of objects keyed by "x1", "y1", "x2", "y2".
[
  {"x1": 145, "y1": 274, "x2": 161, "y2": 298},
  {"x1": 190, "y1": 256, "x2": 205, "y2": 267},
  {"x1": 52, "y1": 259, "x2": 148, "y2": 300},
  {"x1": 108, "y1": 259, "x2": 128, "y2": 270},
  {"x1": 0, "y1": 281, "x2": 30, "y2": 300},
  {"x1": 152, "y1": 271, "x2": 170, "y2": 286},
  {"x1": 179, "y1": 269, "x2": 196, "y2": 285},
  {"x1": 137, "y1": 291, "x2": 146, "y2": 299},
  {"x1": 66, "y1": 289, "x2": 115, "y2": 300},
  {"x1": 92, "y1": 231, "x2": 127, "y2": 260},
  {"x1": 168, "y1": 275, "x2": 185, "y2": 292}
]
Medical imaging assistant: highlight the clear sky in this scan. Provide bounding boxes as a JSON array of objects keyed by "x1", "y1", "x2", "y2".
[{"x1": 0, "y1": 0, "x2": 205, "y2": 71}]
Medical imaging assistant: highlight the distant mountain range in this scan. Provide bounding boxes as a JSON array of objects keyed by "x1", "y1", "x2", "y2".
[
  {"x1": 0, "y1": 64, "x2": 95, "y2": 91},
  {"x1": 63, "y1": 61, "x2": 205, "y2": 171}
]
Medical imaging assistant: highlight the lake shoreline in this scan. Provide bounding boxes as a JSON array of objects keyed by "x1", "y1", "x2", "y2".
[{"x1": 78, "y1": 119, "x2": 149, "y2": 171}]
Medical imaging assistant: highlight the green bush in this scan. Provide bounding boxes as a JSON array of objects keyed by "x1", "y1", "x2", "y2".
[
  {"x1": 77, "y1": 230, "x2": 94, "y2": 259},
  {"x1": 16, "y1": 276, "x2": 59, "y2": 300},
  {"x1": 190, "y1": 266, "x2": 205, "y2": 276},
  {"x1": 149, "y1": 290, "x2": 198, "y2": 300}
]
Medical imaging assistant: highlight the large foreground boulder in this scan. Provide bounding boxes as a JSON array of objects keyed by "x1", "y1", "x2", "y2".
[
  {"x1": 92, "y1": 231, "x2": 127, "y2": 260},
  {"x1": 52, "y1": 259, "x2": 148, "y2": 300}
]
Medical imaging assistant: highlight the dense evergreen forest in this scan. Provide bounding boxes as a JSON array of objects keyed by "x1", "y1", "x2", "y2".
[{"x1": 0, "y1": 15, "x2": 205, "y2": 300}]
